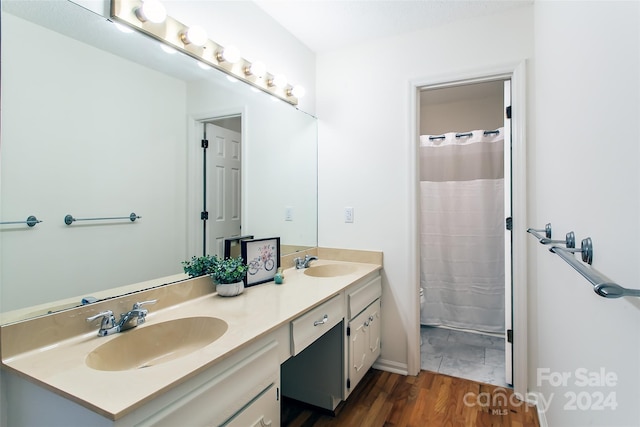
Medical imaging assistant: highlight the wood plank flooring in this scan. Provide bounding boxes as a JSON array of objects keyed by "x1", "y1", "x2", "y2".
[{"x1": 281, "y1": 369, "x2": 540, "y2": 427}]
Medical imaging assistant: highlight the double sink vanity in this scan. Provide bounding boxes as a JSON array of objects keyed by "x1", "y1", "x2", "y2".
[{"x1": 0, "y1": 249, "x2": 383, "y2": 426}]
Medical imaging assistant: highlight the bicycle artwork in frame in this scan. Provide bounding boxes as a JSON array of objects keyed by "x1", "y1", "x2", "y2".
[{"x1": 241, "y1": 237, "x2": 281, "y2": 286}]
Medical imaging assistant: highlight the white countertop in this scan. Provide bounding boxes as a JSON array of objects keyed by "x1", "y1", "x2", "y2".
[{"x1": 1, "y1": 259, "x2": 381, "y2": 420}]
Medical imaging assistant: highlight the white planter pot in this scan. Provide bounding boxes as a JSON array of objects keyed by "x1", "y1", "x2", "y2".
[{"x1": 216, "y1": 281, "x2": 244, "y2": 297}]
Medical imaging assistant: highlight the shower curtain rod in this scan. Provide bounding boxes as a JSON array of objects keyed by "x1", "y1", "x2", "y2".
[{"x1": 427, "y1": 129, "x2": 501, "y2": 141}]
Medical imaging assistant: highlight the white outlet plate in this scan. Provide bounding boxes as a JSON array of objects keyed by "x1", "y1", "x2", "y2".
[
  {"x1": 344, "y1": 207, "x2": 354, "y2": 223},
  {"x1": 285, "y1": 206, "x2": 293, "y2": 221}
]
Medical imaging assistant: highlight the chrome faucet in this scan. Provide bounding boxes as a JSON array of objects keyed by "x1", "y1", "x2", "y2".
[
  {"x1": 294, "y1": 255, "x2": 318, "y2": 269},
  {"x1": 117, "y1": 300, "x2": 157, "y2": 332},
  {"x1": 86, "y1": 299, "x2": 157, "y2": 337}
]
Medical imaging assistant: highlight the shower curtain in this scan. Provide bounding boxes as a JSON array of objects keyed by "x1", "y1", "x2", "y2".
[{"x1": 419, "y1": 129, "x2": 505, "y2": 333}]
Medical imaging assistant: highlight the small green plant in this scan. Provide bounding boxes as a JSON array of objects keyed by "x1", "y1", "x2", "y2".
[
  {"x1": 182, "y1": 255, "x2": 217, "y2": 278},
  {"x1": 210, "y1": 256, "x2": 249, "y2": 284},
  {"x1": 182, "y1": 255, "x2": 248, "y2": 284}
]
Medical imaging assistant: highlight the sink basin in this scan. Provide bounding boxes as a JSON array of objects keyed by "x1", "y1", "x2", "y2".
[
  {"x1": 85, "y1": 317, "x2": 228, "y2": 371},
  {"x1": 304, "y1": 263, "x2": 357, "y2": 278}
]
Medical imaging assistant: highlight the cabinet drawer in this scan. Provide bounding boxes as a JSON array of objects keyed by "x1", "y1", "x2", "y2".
[
  {"x1": 348, "y1": 275, "x2": 382, "y2": 319},
  {"x1": 223, "y1": 383, "x2": 279, "y2": 427},
  {"x1": 291, "y1": 294, "x2": 344, "y2": 355}
]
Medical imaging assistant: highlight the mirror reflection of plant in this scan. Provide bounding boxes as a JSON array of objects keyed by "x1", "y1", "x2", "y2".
[{"x1": 182, "y1": 255, "x2": 248, "y2": 284}]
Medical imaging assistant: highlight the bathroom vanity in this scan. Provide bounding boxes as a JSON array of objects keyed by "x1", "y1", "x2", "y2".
[{"x1": 0, "y1": 251, "x2": 382, "y2": 426}]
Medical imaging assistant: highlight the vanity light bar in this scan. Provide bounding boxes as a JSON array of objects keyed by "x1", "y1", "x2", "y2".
[{"x1": 110, "y1": 0, "x2": 299, "y2": 105}]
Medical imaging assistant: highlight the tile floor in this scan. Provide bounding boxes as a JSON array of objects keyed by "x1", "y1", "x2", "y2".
[{"x1": 420, "y1": 325, "x2": 511, "y2": 388}]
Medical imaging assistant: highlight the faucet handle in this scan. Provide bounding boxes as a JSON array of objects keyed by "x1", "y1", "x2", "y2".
[
  {"x1": 86, "y1": 310, "x2": 114, "y2": 324},
  {"x1": 133, "y1": 299, "x2": 157, "y2": 310},
  {"x1": 86, "y1": 310, "x2": 117, "y2": 335}
]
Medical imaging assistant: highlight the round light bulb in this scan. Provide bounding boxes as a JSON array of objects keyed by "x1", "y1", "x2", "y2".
[
  {"x1": 221, "y1": 45, "x2": 241, "y2": 64},
  {"x1": 136, "y1": 0, "x2": 167, "y2": 24},
  {"x1": 291, "y1": 85, "x2": 306, "y2": 98},
  {"x1": 246, "y1": 61, "x2": 266, "y2": 78},
  {"x1": 271, "y1": 74, "x2": 287, "y2": 89},
  {"x1": 183, "y1": 26, "x2": 208, "y2": 46}
]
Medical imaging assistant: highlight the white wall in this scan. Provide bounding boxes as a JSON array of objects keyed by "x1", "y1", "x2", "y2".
[
  {"x1": 530, "y1": 1, "x2": 640, "y2": 425},
  {"x1": 316, "y1": 6, "x2": 534, "y2": 375},
  {"x1": 420, "y1": 84, "x2": 504, "y2": 135}
]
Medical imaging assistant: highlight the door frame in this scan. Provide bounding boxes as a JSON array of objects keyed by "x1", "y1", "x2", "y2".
[
  {"x1": 408, "y1": 61, "x2": 528, "y2": 397},
  {"x1": 186, "y1": 108, "x2": 247, "y2": 258}
]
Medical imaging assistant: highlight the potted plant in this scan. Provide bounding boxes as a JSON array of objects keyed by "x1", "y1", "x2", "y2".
[{"x1": 182, "y1": 255, "x2": 248, "y2": 297}]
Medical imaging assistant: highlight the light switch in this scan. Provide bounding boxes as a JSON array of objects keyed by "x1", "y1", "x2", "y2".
[
  {"x1": 285, "y1": 206, "x2": 294, "y2": 221},
  {"x1": 344, "y1": 207, "x2": 354, "y2": 223}
]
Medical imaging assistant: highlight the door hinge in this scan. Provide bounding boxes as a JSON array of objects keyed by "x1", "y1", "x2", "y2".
[
  {"x1": 201, "y1": 139, "x2": 209, "y2": 149},
  {"x1": 506, "y1": 106, "x2": 512, "y2": 119},
  {"x1": 507, "y1": 329, "x2": 513, "y2": 343},
  {"x1": 346, "y1": 326, "x2": 351, "y2": 336},
  {"x1": 276, "y1": 387, "x2": 280, "y2": 401},
  {"x1": 201, "y1": 211, "x2": 209, "y2": 220},
  {"x1": 347, "y1": 378, "x2": 351, "y2": 389},
  {"x1": 506, "y1": 217, "x2": 513, "y2": 231}
]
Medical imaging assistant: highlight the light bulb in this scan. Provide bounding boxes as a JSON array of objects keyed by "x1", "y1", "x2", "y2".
[
  {"x1": 290, "y1": 85, "x2": 306, "y2": 98},
  {"x1": 270, "y1": 74, "x2": 287, "y2": 89},
  {"x1": 135, "y1": 0, "x2": 167, "y2": 24},
  {"x1": 181, "y1": 26, "x2": 208, "y2": 47},
  {"x1": 245, "y1": 61, "x2": 266, "y2": 78},
  {"x1": 218, "y1": 45, "x2": 241, "y2": 64}
]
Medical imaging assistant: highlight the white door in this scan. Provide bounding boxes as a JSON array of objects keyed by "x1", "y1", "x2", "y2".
[
  {"x1": 205, "y1": 123, "x2": 241, "y2": 257},
  {"x1": 503, "y1": 80, "x2": 513, "y2": 385}
]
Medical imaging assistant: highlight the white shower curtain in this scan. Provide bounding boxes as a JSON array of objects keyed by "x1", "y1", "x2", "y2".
[{"x1": 419, "y1": 129, "x2": 505, "y2": 333}]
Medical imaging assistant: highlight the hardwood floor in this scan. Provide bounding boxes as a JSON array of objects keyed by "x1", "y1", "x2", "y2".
[{"x1": 281, "y1": 369, "x2": 540, "y2": 427}]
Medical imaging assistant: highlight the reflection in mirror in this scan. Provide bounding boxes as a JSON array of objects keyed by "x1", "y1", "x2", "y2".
[{"x1": 0, "y1": 0, "x2": 317, "y2": 323}]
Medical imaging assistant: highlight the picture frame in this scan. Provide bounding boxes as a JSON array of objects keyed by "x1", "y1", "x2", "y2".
[{"x1": 241, "y1": 237, "x2": 281, "y2": 287}]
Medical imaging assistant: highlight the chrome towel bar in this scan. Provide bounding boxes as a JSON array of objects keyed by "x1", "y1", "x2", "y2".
[
  {"x1": 64, "y1": 212, "x2": 141, "y2": 225},
  {"x1": 0, "y1": 216, "x2": 42, "y2": 227},
  {"x1": 528, "y1": 223, "x2": 640, "y2": 299}
]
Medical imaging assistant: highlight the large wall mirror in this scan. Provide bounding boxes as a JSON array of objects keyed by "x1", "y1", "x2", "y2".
[{"x1": 0, "y1": 0, "x2": 318, "y2": 323}]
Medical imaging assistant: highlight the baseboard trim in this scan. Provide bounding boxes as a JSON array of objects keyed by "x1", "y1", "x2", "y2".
[
  {"x1": 526, "y1": 391, "x2": 548, "y2": 427},
  {"x1": 372, "y1": 359, "x2": 409, "y2": 376}
]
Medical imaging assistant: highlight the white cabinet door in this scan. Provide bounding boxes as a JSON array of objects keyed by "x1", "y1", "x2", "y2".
[
  {"x1": 367, "y1": 301, "x2": 381, "y2": 359},
  {"x1": 348, "y1": 298, "x2": 381, "y2": 391},
  {"x1": 350, "y1": 315, "x2": 369, "y2": 384}
]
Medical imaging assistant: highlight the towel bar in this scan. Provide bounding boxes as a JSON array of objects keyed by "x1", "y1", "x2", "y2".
[
  {"x1": 0, "y1": 216, "x2": 42, "y2": 227},
  {"x1": 528, "y1": 223, "x2": 640, "y2": 299},
  {"x1": 64, "y1": 213, "x2": 140, "y2": 225}
]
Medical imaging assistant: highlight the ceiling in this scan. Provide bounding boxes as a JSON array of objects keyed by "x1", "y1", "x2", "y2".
[{"x1": 253, "y1": 0, "x2": 533, "y2": 53}]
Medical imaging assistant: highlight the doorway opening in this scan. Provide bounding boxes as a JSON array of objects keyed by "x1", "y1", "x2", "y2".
[
  {"x1": 418, "y1": 79, "x2": 512, "y2": 387},
  {"x1": 199, "y1": 115, "x2": 243, "y2": 258}
]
